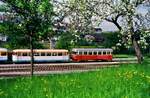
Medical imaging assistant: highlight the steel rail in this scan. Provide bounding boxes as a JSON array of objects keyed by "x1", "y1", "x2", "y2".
[{"x1": 0, "y1": 59, "x2": 137, "y2": 77}]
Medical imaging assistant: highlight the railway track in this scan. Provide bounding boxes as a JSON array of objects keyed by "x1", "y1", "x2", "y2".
[{"x1": 0, "y1": 58, "x2": 137, "y2": 77}]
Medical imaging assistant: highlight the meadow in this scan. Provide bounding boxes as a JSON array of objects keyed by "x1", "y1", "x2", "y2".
[{"x1": 0, "y1": 58, "x2": 150, "y2": 98}]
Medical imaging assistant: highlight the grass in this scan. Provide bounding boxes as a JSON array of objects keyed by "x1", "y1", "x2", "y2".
[
  {"x1": 113, "y1": 54, "x2": 135, "y2": 58},
  {"x1": 0, "y1": 58, "x2": 150, "y2": 98}
]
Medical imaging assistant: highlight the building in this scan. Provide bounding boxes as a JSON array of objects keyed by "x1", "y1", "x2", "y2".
[{"x1": 0, "y1": 34, "x2": 7, "y2": 42}]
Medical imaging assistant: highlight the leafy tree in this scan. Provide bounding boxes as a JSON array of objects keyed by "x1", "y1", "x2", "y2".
[{"x1": 0, "y1": 0, "x2": 54, "y2": 75}]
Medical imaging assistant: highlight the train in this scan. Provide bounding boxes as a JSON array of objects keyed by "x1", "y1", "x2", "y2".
[{"x1": 0, "y1": 48, "x2": 113, "y2": 63}]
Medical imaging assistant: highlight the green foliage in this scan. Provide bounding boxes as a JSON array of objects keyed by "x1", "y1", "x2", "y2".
[
  {"x1": 55, "y1": 32, "x2": 74, "y2": 50},
  {"x1": 0, "y1": 58, "x2": 150, "y2": 98},
  {"x1": 55, "y1": 32, "x2": 99, "y2": 50},
  {"x1": 146, "y1": 52, "x2": 150, "y2": 57},
  {"x1": 55, "y1": 31, "x2": 148, "y2": 55},
  {"x1": 101, "y1": 32, "x2": 120, "y2": 48},
  {"x1": 113, "y1": 54, "x2": 135, "y2": 58},
  {"x1": 99, "y1": 32, "x2": 145, "y2": 54},
  {"x1": 1, "y1": 0, "x2": 54, "y2": 49},
  {"x1": 0, "y1": 4, "x2": 9, "y2": 12},
  {"x1": 74, "y1": 45, "x2": 98, "y2": 48},
  {"x1": 0, "y1": 21, "x2": 28, "y2": 49}
]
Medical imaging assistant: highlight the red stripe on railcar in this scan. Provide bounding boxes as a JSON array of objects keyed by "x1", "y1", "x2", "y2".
[{"x1": 71, "y1": 54, "x2": 112, "y2": 62}]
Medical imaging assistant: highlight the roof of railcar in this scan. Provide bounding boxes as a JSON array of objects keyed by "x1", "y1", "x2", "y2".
[
  {"x1": 13, "y1": 49, "x2": 68, "y2": 53},
  {"x1": 0, "y1": 48, "x2": 8, "y2": 51},
  {"x1": 72, "y1": 48, "x2": 113, "y2": 52}
]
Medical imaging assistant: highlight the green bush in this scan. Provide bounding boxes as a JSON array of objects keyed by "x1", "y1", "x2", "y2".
[
  {"x1": 55, "y1": 32, "x2": 74, "y2": 50},
  {"x1": 101, "y1": 32, "x2": 120, "y2": 48}
]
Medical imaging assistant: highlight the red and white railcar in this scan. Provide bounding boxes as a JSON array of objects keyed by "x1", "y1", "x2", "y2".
[
  {"x1": 71, "y1": 48, "x2": 113, "y2": 62},
  {"x1": 12, "y1": 49, "x2": 69, "y2": 63}
]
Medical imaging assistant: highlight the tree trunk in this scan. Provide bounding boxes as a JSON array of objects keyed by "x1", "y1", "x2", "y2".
[
  {"x1": 132, "y1": 38, "x2": 143, "y2": 63},
  {"x1": 105, "y1": 17, "x2": 122, "y2": 31},
  {"x1": 113, "y1": 20, "x2": 122, "y2": 31},
  {"x1": 48, "y1": 37, "x2": 52, "y2": 49},
  {"x1": 48, "y1": 37, "x2": 54, "y2": 49},
  {"x1": 30, "y1": 32, "x2": 34, "y2": 76}
]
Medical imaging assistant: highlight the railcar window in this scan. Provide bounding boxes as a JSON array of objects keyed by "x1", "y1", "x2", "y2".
[
  {"x1": 23, "y1": 53, "x2": 28, "y2": 56},
  {"x1": 84, "y1": 52, "x2": 87, "y2": 55},
  {"x1": 41, "y1": 52, "x2": 45, "y2": 56},
  {"x1": 79, "y1": 52, "x2": 82, "y2": 55},
  {"x1": 1, "y1": 52, "x2": 6, "y2": 56},
  {"x1": 89, "y1": 52, "x2": 92, "y2": 55},
  {"x1": 52, "y1": 52, "x2": 57, "y2": 56},
  {"x1": 98, "y1": 51, "x2": 101, "y2": 55},
  {"x1": 103, "y1": 51, "x2": 106, "y2": 55},
  {"x1": 93, "y1": 52, "x2": 97, "y2": 55},
  {"x1": 18, "y1": 53, "x2": 22, "y2": 56},
  {"x1": 58, "y1": 53, "x2": 62, "y2": 56},
  {"x1": 47, "y1": 53, "x2": 51, "y2": 56}
]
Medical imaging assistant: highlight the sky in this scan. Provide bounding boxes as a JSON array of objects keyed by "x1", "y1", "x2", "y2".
[
  {"x1": 100, "y1": 20, "x2": 119, "y2": 31},
  {"x1": 0, "y1": 1, "x2": 3, "y2": 5}
]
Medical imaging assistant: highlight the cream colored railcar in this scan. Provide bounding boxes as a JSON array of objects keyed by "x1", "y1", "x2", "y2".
[
  {"x1": 0, "y1": 48, "x2": 8, "y2": 62},
  {"x1": 12, "y1": 49, "x2": 69, "y2": 63}
]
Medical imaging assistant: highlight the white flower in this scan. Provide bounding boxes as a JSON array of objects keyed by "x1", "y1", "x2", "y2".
[
  {"x1": 116, "y1": 43, "x2": 121, "y2": 46},
  {"x1": 18, "y1": 24, "x2": 22, "y2": 27}
]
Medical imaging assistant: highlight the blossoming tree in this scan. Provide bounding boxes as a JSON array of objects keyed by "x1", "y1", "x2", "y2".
[{"x1": 56, "y1": 0, "x2": 150, "y2": 63}]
